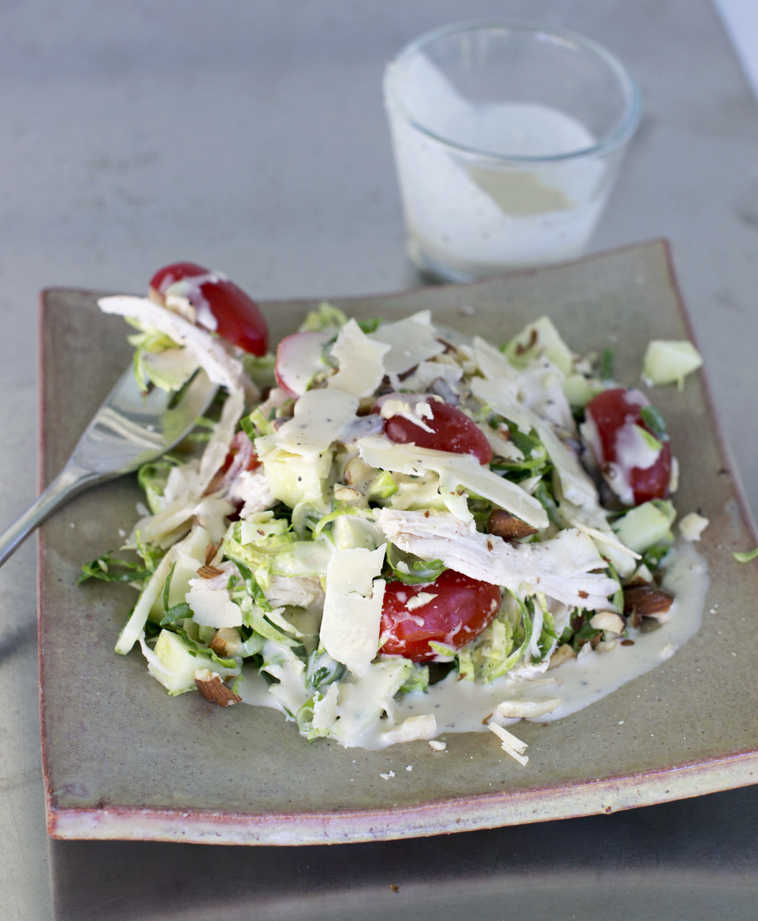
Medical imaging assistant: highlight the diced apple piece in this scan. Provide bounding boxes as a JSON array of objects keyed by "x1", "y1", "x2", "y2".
[
  {"x1": 642, "y1": 340, "x2": 702, "y2": 388},
  {"x1": 141, "y1": 347, "x2": 199, "y2": 391},
  {"x1": 506, "y1": 316, "x2": 574, "y2": 375}
]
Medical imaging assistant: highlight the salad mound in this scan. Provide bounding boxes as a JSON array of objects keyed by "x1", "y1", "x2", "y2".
[{"x1": 81, "y1": 263, "x2": 703, "y2": 762}]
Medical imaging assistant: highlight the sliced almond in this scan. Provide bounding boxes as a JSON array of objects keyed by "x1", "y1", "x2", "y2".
[
  {"x1": 514, "y1": 328, "x2": 538, "y2": 355},
  {"x1": 623, "y1": 585, "x2": 674, "y2": 620},
  {"x1": 596, "y1": 638, "x2": 618, "y2": 653},
  {"x1": 589, "y1": 611, "x2": 626, "y2": 635},
  {"x1": 197, "y1": 563, "x2": 224, "y2": 579},
  {"x1": 209, "y1": 627, "x2": 242, "y2": 658},
  {"x1": 205, "y1": 541, "x2": 222, "y2": 565},
  {"x1": 548, "y1": 644, "x2": 576, "y2": 669},
  {"x1": 333, "y1": 484, "x2": 362, "y2": 503},
  {"x1": 194, "y1": 669, "x2": 241, "y2": 707},
  {"x1": 487, "y1": 510, "x2": 538, "y2": 541}
]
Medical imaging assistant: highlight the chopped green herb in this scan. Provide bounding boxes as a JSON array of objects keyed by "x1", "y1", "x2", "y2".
[
  {"x1": 640, "y1": 405, "x2": 668, "y2": 441},
  {"x1": 134, "y1": 530, "x2": 166, "y2": 572},
  {"x1": 305, "y1": 649, "x2": 345, "y2": 691},
  {"x1": 232, "y1": 560, "x2": 272, "y2": 611},
  {"x1": 641, "y1": 542, "x2": 671, "y2": 569},
  {"x1": 386, "y1": 544, "x2": 445, "y2": 585},
  {"x1": 160, "y1": 603, "x2": 192, "y2": 626},
  {"x1": 358, "y1": 317, "x2": 383, "y2": 334},
  {"x1": 78, "y1": 553, "x2": 151, "y2": 586},
  {"x1": 599, "y1": 347, "x2": 615, "y2": 380},
  {"x1": 533, "y1": 480, "x2": 561, "y2": 526}
]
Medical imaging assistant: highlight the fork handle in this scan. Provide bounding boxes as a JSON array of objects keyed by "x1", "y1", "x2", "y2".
[{"x1": 0, "y1": 465, "x2": 102, "y2": 567}]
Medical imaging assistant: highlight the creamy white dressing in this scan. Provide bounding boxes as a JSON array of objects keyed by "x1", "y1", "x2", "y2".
[
  {"x1": 379, "y1": 395, "x2": 436, "y2": 433},
  {"x1": 614, "y1": 421, "x2": 660, "y2": 472},
  {"x1": 165, "y1": 272, "x2": 226, "y2": 332},
  {"x1": 272, "y1": 389, "x2": 359, "y2": 455},
  {"x1": 235, "y1": 542, "x2": 708, "y2": 751},
  {"x1": 354, "y1": 541, "x2": 708, "y2": 748}
]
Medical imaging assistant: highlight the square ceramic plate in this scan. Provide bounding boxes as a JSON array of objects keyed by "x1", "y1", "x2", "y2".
[{"x1": 39, "y1": 240, "x2": 758, "y2": 845}]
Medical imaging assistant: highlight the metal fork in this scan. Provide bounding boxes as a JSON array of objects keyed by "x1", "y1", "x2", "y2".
[{"x1": 0, "y1": 366, "x2": 217, "y2": 566}]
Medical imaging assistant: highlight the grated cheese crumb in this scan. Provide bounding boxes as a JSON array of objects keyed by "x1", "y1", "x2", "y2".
[
  {"x1": 379, "y1": 770, "x2": 396, "y2": 780},
  {"x1": 405, "y1": 591, "x2": 438, "y2": 611}
]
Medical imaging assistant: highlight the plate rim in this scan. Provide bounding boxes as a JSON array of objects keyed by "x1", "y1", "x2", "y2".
[{"x1": 46, "y1": 746, "x2": 758, "y2": 844}]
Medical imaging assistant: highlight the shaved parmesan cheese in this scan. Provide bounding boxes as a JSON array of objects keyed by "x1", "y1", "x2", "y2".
[
  {"x1": 405, "y1": 591, "x2": 438, "y2": 611},
  {"x1": 473, "y1": 336, "x2": 520, "y2": 382},
  {"x1": 275, "y1": 389, "x2": 359, "y2": 455},
  {"x1": 487, "y1": 721, "x2": 529, "y2": 766},
  {"x1": 358, "y1": 435, "x2": 548, "y2": 530},
  {"x1": 329, "y1": 319, "x2": 390, "y2": 396},
  {"x1": 370, "y1": 311, "x2": 445, "y2": 377},
  {"x1": 320, "y1": 545, "x2": 387, "y2": 675},
  {"x1": 470, "y1": 376, "x2": 536, "y2": 434},
  {"x1": 186, "y1": 583, "x2": 244, "y2": 628}
]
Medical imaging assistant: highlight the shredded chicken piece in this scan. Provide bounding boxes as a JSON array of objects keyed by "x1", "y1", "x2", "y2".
[
  {"x1": 265, "y1": 575, "x2": 324, "y2": 609},
  {"x1": 375, "y1": 509, "x2": 620, "y2": 611}
]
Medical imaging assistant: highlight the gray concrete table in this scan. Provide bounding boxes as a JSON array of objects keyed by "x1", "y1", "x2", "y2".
[{"x1": 1, "y1": 1, "x2": 757, "y2": 918}]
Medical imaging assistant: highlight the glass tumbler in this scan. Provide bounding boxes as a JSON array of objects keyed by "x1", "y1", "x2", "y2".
[{"x1": 384, "y1": 22, "x2": 641, "y2": 281}]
